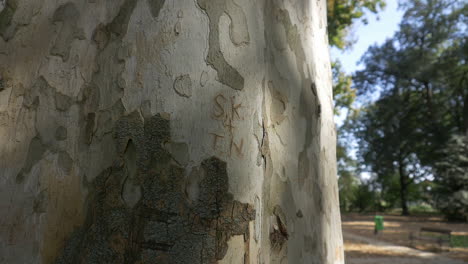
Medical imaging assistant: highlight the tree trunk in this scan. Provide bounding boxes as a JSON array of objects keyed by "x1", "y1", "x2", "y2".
[
  {"x1": 398, "y1": 162, "x2": 409, "y2": 216},
  {"x1": 0, "y1": 0, "x2": 343, "y2": 263},
  {"x1": 463, "y1": 91, "x2": 468, "y2": 136}
]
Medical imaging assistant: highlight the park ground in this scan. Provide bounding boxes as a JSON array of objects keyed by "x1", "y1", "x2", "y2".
[{"x1": 342, "y1": 213, "x2": 468, "y2": 264}]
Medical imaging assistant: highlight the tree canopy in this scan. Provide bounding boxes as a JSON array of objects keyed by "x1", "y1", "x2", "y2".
[{"x1": 351, "y1": 0, "x2": 468, "y2": 218}]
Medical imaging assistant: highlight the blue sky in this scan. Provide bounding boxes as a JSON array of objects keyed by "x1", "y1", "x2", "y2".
[
  {"x1": 331, "y1": 0, "x2": 404, "y2": 74},
  {"x1": 333, "y1": 0, "x2": 404, "y2": 124}
]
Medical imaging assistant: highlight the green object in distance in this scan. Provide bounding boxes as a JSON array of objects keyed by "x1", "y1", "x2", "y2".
[{"x1": 374, "y1": 215, "x2": 384, "y2": 231}]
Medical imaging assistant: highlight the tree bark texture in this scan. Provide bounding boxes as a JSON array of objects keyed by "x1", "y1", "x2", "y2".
[{"x1": 0, "y1": 0, "x2": 343, "y2": 263}]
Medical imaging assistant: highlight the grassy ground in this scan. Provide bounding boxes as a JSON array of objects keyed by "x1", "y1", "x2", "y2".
[
  {"x1": 342, "y1": 213, "x2": 468, "y2": 262},
  {"x1": 452, "y1": 235, "x2": 468, "y2": 248}
]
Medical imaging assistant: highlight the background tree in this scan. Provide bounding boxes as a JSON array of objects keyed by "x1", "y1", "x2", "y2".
[
  {"x1": 327, "y1": 0, "x2": 387, "y2": 214},
  {"x1": 434, "y1": 134, "x2": 468, "y2": 221},
  {"x1": 353, "y1": 0, "x2": 467, "y2": 217}
]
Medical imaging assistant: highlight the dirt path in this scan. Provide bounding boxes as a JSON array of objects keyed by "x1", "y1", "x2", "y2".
[{"x1": 344, "y1": 232, "x2": 468, "y2": 264}]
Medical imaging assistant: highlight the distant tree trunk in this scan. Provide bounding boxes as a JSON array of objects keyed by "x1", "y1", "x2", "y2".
[
  {"x1": 463, "y1": 92, "x2": 468, "y2": 135},
  {"x1": 0, "y1": 0, "x2": 343, "y2": 263},
  {"x1": 398, "y1": 161, "x2": 409, "y2": 216}
]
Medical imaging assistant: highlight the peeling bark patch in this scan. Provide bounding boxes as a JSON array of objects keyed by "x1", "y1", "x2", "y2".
[
  {"x1": 164, "y1": 142, "x2": 189, "y2": 166},
  {"x1": 173, "y1": 74, "x2": 192, "y2": 98},
  {"x1": 23, "y1": 77, "x2": 50, "y2": 109},
  {"x1": 16, "y1": 137, "x2": 46, "y2": 184},
  {"x1": 55, "y1": 114, "x2": 255, "y2": 264},
  {"x1": 51, "y1": 3, "x2": 85, "y2": 62},
  {"x1": 174, "y1": 20, "x2": 181, "y2": 36},
  {"x1": 270, "y1": 205, "x2": 288, "y2": 251},
  {"x1": 273, "y1": 7, "x2": 305, "y2": 68},
  {"x1": 55, "y1": 92, "x2": 73, "y2": 111},
  {"x1": 122, "y1": 140, "x2": 141, "y2": 208},
  {"x1": 297, "y1": 150, "x2": 309, "y2": 189},
  {"x1": 92, "y1": 24, "x2": 109, "y2": 50},
  {"x1": 196, "y1": 0, "x2": 245, "y2": 90},
  {"x1": 107, "y1": 0, "x2": 138, "y2": 39},
  {"x1": 81, "y1": 0, "x2": 137, "y2": 145},
  {"x1": 225, "y1": 0, "x2": 250, "y2": 46},
  {"x1": 0, "y1": 0, "x2": 17, "y2": 41},
  {"x1": 313, "y1": 181, "x2": 324, "y2": 213},
  {"x1": 84, "y1": 112, "x2": 96, "y2": 145},
  {"x1": 33, "y1": 189, "x2": 48, "y2": 214},
  {"x1": 146, "y1": 0, "x2": 165, "y2": 18},
  {"x1": 296, "y1": 209, "x2": 303, "y2": 218},
  {"x1": 87, "y1": 0, "x2": 138, "y2": 87},
  {"x1": 303, "y1": 235, "x2": 315, "y2": 253},
  {"x1": 58, "y1": 151, "x2": 73, "y2": 175},
  {"x1": 55, "y1": 126, "x2": 67, "y2": 141},
  {"x1": 268, "y1": 81, "x2": 288, "y2": 125},
  {"x1": 298, "y1": 85, "x2": 317, "y2": 163},
  {"x1": 0, "y1": 74, "x2": 4, "y2": 91}
]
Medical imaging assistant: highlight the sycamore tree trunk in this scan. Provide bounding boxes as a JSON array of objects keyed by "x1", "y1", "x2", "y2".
[{"x1": 0, "y1": 0, "x2": 343, "y2": 263}]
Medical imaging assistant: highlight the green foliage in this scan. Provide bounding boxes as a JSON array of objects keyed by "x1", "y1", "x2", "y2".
[
  {"x1": 352, "y1": 89, "x2": 431, "y2": 215},
  {"x1": 332, "y1": 60, "x2": 355, "y2": 115},
  {"x1": 408, "y1": 203, "x2": 438, "y2": 215},
  {"x1": 329, "y1": 0, "x2": 387, "y2": 184},
  {"x1": 434, "y1": 134, "x2": 468, "y2": 221},
  {"x1": 336, "y1": 107, "x2": 365, "y2": 212},
  {"x1": 351, "y1": 0, "x2": 468, "y2": 217},
  {"x1": 328, "y1": 0, "x2": 386, "y2": 115},
  {"x1": 378, "y1": 173, "x2": 401, "y2": 210},
  {"x1": 328, "y1": 1, "x2": 388, "y2": 214},
  {"x1": 338, "y1": 173, "x2": 358, "y2": 212},
  {"x1": 451, "y1": 235, "x2": 468, "y2": 248},
  {"x1": 327, "y1": 0, "x2": 386, "y2": 49},
  {"x1": 352, "y1": 181, "x2": 377, "y2": 212}
]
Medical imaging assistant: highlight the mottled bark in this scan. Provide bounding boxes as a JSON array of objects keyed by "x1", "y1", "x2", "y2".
[{"x1": 0, "y1": 0, "x2": 343, "y2": 263}]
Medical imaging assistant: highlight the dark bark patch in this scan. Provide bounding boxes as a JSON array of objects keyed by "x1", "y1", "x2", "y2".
[
  {"x1": 147, "y1": 0, "x2": 165, "y2": 18},
  {"x1": 107, "y1": 0, "x2": 138, "y2": 40},
  {"x1": 90, "y1": 0, "x2": 138, "y2": 51},
  {"x1": 0, "y1": 74, "x2": 4, "y2": 91},
  {"x1": 58, "y1": 151, "x2": 73, "y2": 175},
  {"x1": 23, "y1": 77, "x2": 51, "y2": 109},
  {"x1": 33, "y1": 189, "x2": 48, "y2": 214},
  {"x1": 0, "y1": 0, "x2": 18, "y2": 41},
  {"x1": 16, "y1": 136, "x2": 46, "y2": 184},
  {"x1": 296, "y1": 209, "x2": 303, "y2": 218},
  {"x1": 55, "y1": 113, "x2": 255, "y2": 264},
  {"x1": 303, "y1": 235, "x2": 315, "y2": 253},
  {"x1": 268, "y1": 81, "x2": 288, "y2": 125},
  {"x1": 55, "y1": 92, "x2": 73, "y2": 111},
  {"x1": 92, "y1": 24, "x2": 109, "y2": 50},
  {"x1": 55, "y1": 126, "x2": 68, "y2": 141},
  {"x1": 270, "y1": 205, "x2": 288, "y2": 251},
  {"x1": 196, "y1": 0, "x2": 244, "y2": 91},
  {"x1": 51, "y1": 2, "x2": 85, "y2": 62},
  {"x1": 297, "y1": 150, "x2": 309, "y2": 189},
  {"x1": 84, "y1": 112, "x2": 96, "y2": 145}
]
